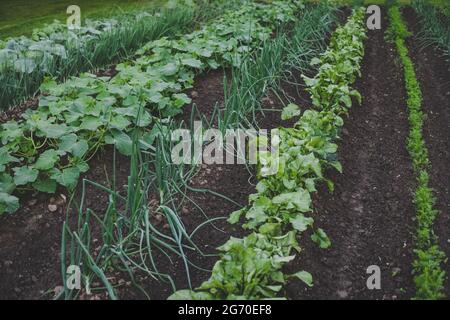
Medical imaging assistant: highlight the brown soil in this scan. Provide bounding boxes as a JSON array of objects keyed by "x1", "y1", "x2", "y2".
[
  {"x1": 0, "y1": 191, "x2": 66, "y2": 299},
  {"x1": 0, "y1": 98, "x2": 39, "y2": 124},
  {"x1": 287, "y1": 12, "x2": 417, "y2": 300},
  {"x1": 403, "y1": 7, "x2": 450, "y2": 297}
]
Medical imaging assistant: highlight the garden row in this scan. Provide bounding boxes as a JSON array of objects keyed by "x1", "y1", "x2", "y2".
[
  {"x1": 0, "y1": 1, "x2": 237, "y2": 109},
  {"x1": 58, "y1": 3, "x2": 339, "y2": 300},
  {"x1": 169, "y1": 8, "x2": 368, "y2": 300},
  {"x1": 388, "y1": 6, "x2": 446, "y2": 300},
  {"x1": 0, "y1": 1, "x2": 304, "y2": 213}
]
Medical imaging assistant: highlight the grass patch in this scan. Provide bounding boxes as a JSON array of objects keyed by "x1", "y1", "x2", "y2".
[{"x1": 0, "y1": 0, "x2": 164, "y2": 39}]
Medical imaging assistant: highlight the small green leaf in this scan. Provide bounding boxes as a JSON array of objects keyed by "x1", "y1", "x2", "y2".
[
  {"x1": 272, "y1": 189, "x2": 311, "y2": 212},
  {"x1": 291, "y1": 271, "x2": 313, "y2": 287},
  {"x1": 168, "y1": 290, "x2": 212, "y2": 300},
  {"x1": 281, "y1": 103, "x2": 301, "y2": 121},
  {"x1": 259, "y1": 222, "x2": 281, "y2": 235},
  {"x1": 290, "y1": 214, "x2": 314, "y2": 233},
  {"x1": 311, "y1": 228, "x2": 331, "y2": 249},
  {"x1": 330, "y1": 161, "x2": 342, "y2": 173},
  {"x1": 228, "y1": 209, "x2": 243, "y2": 224},
  {"x1": 310, "y1": 57, "x2": 321, "y2": 66}
]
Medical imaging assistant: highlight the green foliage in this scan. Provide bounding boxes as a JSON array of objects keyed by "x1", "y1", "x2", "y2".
[
  {"x1": 0, "y1": 0, "x2": 303, "y2": 215},
  {"x1": 169, "y1": 8, "x2": 367, "y2": 300},
  {"x1": 413, "y1": 0, "x2": 450, "y2": 62},
  {"x1": 281, "y1": 103, "x2": 301, "y2": 120},
  {"x1": 60, "y1": 122, "x2": 205, "y2": 300},
  {"x1": 0, "y1": 1, "x2": 217, "y2": 109},
  {"x1": 311, "y1": 228, "x2": 331, "y2": 249},
  {"x1": 302, "y1": 9, "x2": 366, "y2": 112},
  {"x1": 427, "y1": 0, "x2": 450, "y2": 17},
  {"x1": 219, "y1": 2, "x2": 336, "y2": 130},
  {"x1": 170, "y1": 232, "x2": 298, "y2": 300},
  {"x1": 387, "y1": 6, "x2": 446, "y2": 300}
]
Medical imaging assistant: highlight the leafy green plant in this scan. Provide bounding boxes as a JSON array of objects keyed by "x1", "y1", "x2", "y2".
[
  {"x1": 0, "y1": 0, "x2": 304, "y2": 215},
  {"x1": 301, "y1": 11, "x2": 366, "y2": 113},
  {"x1": 0, "y1": 3, "x2": 204, "y2": 109},
  {"x1": 169, "y1": 8, "x2": 367, "y2": 300},
  {"x1": 170, "y1": 232, "x2": 302, "y2": 300},
  {"x1": 387, "y1": 6, "x2": 446, "y2": 300}
]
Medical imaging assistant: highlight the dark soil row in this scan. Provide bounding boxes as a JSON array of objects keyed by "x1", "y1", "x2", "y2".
[
  {"x1": 288, "y1": 11, "x2": 417, "y2": 300},
  {"x1": 403, "y1": 7, "x2": 450, "y2": 298}
]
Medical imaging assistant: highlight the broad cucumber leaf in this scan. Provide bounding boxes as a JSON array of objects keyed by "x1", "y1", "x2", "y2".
[
  {"x1": 0, "y1": 122, "x2": 23, "y2": 144},
  {"x1": 34, "y1": 149, "x2": 59, "y2": 170},
  {"x1": 110, "y1": 115, "x2": 131, "y2": 131},
  {"x1": 105, "y1": 129, "x2": 132, "y2": 156},
  {"x1": 13, "y1": 166, "x2": 39, "y2": 186},
  {"x1": 37, "y1": 123, "x2": 71, "y2": 139},
  {"x1": 32, "y1": 178, "x2": 57, "y2": 193},
  {"x1": 181, "y1": 58, "x2": 203, "y2": 69},
  {"x1": 0, "y1": 173, "x2": 15, "y2": 194},
  {"x1": 51, "y1": 167, "x2": 80, "y2": 190},
  {"x1": 59, "y1": 134, "x2": 88, "y2": 158},
  {"x1": 0, "y1": 192, "x2": 19, "y2": 214},
  {"x1": 14, "y1": 58, "x2": 36, "y2": 74},
  {"x1": 0, "y1": 147, "x2": 19, "y2": 166},
  {"x1": 159, "y1": 62, "x2": 178, "y2": 76},
  {"x1": 59, "y1": 134, "x2": 78, "y2": 153},
  {"x1": 71, "y1": 140, "x2": 89, "y2": 158},
  {"x1": 80, "y1": 116, "x2": 103, "y2": 131}
]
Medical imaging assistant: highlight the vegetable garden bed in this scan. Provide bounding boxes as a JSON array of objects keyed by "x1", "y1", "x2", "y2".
[{"x1": 0, "y1": 0, "x2": 449, "y2": 301}]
